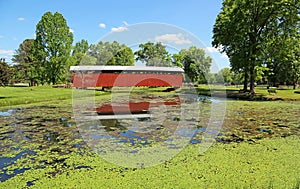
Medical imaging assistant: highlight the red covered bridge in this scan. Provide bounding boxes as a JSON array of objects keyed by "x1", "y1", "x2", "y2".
[{"x1": 70, "y1": 66, "x2": 184, "y2": 88}]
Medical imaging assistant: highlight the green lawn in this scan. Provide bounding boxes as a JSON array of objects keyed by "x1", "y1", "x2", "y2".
[
  {"x1": 195, "y1": 84, "x2": 300, "y2": 101},
  {"x1": 254, "y1": 86, "x2": 300, "y2": 100},
  {"x1": 0, "y1": 86, "x2": 72, "y2": 107}
]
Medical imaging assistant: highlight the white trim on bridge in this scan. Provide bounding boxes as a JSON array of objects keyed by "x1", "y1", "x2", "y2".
[
  {"x1": 77, "y1": 114, "x2": 153, "y2": 120},
  {"x1": 70, "y1": 66, "x2": 184, "y2": 73}
]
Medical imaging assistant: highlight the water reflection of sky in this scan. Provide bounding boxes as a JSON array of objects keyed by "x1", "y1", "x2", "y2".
[
  {"x1": 0, "y1": 150, "x2": 36, "y2": 181},
  {"x1": 78, "y1": 94, "x2": 220, "y2": 149}
]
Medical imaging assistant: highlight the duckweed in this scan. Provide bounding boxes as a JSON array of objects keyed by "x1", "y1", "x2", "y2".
[{"x1": 0, "y1": 91, "x2": 299, "y2": 188}]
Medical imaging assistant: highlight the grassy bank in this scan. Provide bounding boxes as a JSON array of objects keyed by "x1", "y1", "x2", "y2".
[
  {"x1": 1, "y1": 85, "x2": 299, "y2": 108},
  {"x1": 195, "y1": 84, "x2": 300, "y2": 101},
  {"x1": 0, "y1": 86, "x2": 73, "y2": 108}
]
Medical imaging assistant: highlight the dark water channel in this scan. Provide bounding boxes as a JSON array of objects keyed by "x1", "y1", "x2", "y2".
[{"x1": 0, "y1": 150, "x2": 36, "y2": 181}]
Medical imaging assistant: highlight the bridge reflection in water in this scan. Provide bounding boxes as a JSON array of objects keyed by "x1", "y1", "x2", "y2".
[
  {"x1": 74, "y1": 93, "x2": 206, "y2": 168},
  {"x1": 77, "y1": 94, "x2": 197, "y2": 140}
]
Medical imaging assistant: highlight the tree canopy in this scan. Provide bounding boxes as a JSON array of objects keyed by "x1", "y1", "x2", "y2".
[
  {"x1": 212, "y1": 0, "x2": 300, "y2": 93},
  {"x1": 134, "y1": 42, "x2": 172, "y2": 67},
  {"x1": 0, "y1": 59, "x2": 11, "y2": 86},
  {"x1": 34, "y1": 11, "x2": 73, "y2": 85},
  {"x1": 8, "y1": 8, "x2": 300, "y2": 88},
  {"x1": 71, "y1": 39, "x2": 89, "y2": 66},
  {"x1": 176, "y1": 46, "x2": 212, "y2": 83},
  {"x1": 87, "y1": 41, "x2": 134, "y2": 66},
  {"x1": 12, "y1": 39, "x2": 37, "y2": 86}
]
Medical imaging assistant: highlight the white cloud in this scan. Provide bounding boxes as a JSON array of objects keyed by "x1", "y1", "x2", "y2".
[
  {"x1": 221, "y1": 53, "x2": 229, "y2": 59},
  {"x1": 99, "y1": 23, "x2": 106, "y2": 29},
  {"x1": 69, "y1": 28, "x2": 74, "y2": 33},
  {"x1": 155, "y1": 33, "x2": 191, "y2": 45},
  {"x1": 111, "y1": 26, "x2": 128, "y2": 32},
  {"x1": 203, "y1": 47, "x2": 220, "y2": 53},
  {"x1": 203, "y1": 45, "x2": 226, "y2": 53},
  {"x1": 203, "y1": 46, "x2": 228, "y2": 59},
  {"x1": 122, "y1": 21, "x2": 129, "y2": 26},
  {"x1": 17, "y1": 17, "x2": 25, "y2": 21},
  {"x1": 0, "y1": 49, "x2": 14, "y2": 56}
]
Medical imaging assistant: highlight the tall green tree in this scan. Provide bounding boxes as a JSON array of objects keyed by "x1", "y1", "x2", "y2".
[
  {"x1": 262, "y1": 6, "x2": 300, "y2": 88},
  {"x1": 0, "y1": 58, "x2": 11, "y2": 86},
  {"x1": 212, "y1": 0, "x2": 300, "y2": 94},
  {"x1": 12, "y1": 39, "x2": 38, "y2": 86},
  {"x1": 216, "y1": 67, "x2": 233, "y2": 83},
  {"x1": 88, "y1": 41, "x2": 114, "y2": 65},
  {"x1": 172, "y1": 53, "x2": 184, "y2": 68},
  {"x1": 254, "y1": 66, "x2": 269, "y2": 84},
  {"x1": 231, "y1": 70, "x2": 244, "y2": 86},
  {"x1": 263, "y1": 31, "x2": 288, "y2": 86},
  {"x1": 114, "y1": 46, "x2": 135, "y2": 66},
  {"x1": 206, "y1": 73, "x2": 217, "y2": 84},
  {"x1": 34, "y1": 11, "x2": 73, "y2": 85},
  {"x1": 135, "y1": 42, "x2": 172, "y2": 67},
  {"x1": 288, "y1": 43, "x2": 300, "y2": 89},
  {"x1": 87, "y1": 41, "x2": 134, "y2": 66},
  {"x1": 176, "y1": 46, "x2": 212, "y2": 83},
  {"x1": 71, "y1": 39, "x2": 89, "y2": 66}
]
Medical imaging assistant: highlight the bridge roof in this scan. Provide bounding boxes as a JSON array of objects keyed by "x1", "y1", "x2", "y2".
[{"x1": 70, "y1": 66, "x2": 184, "y2": 73}]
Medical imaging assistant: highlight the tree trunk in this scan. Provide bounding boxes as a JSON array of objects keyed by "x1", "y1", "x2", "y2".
[
  {"x1": 243, "y1": 68, "x2": 248, "y2": 91},
  {"x1": 248, "y1": 33, "x2": 257, "y2": 95},
  {"x1": 249, "y1": 64, "x2": 255, "y2": 95},
  {"x1": 52, "y1": 77, "x2": 56, "y2": 85},
  {"x1": 293, "y1": 78, "x2": 298, "y2": 90},
  {"x1": 29, "y1": 80, "x2": 33, "y2": 87},
  {"x1": 250, "y1": 59, "x2": 255, "y2": 95}
]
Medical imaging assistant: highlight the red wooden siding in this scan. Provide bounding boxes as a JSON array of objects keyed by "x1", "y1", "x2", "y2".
[{"x1": 72, "y1": 73, "x2": 183, "y2": 87}]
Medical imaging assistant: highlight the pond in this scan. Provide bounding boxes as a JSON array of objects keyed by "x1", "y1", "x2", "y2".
[
  {"x1": 72, "y1": 92, "x2": 227, "y2": 167},
  {"x1": 1, "y1": 92, "x2": 300, "y2": 188},
  {"x1": 0, "y1": 92, "x2": 227, "y2": 179}
]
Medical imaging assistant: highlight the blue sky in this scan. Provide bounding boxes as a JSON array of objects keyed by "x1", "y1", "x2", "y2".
[{"x1": 0, "y1": 0, "x2": 229, "y2": 70}]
